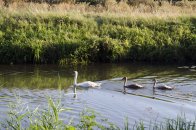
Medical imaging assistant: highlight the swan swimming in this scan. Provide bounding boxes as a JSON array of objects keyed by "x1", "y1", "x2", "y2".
[
  {"x1": 153, "y1": 78, "x2": 175, "y2": 90},
  {"x1": 122, "y1": 77, "x2": 144, "y2": 93},
  {"x1": 73, "y1": 71, "x2": 102, "y2": 95}
]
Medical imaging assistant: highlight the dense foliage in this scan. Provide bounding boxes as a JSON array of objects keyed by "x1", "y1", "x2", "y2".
[{"x1": 0, "y1": 13, "x2": 195, "y2": 64}]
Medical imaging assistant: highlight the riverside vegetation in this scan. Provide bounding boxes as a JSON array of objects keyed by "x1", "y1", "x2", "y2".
[
  {"x1": 1, "y1": 97, "x2": 196, "y2": 130},
  {"x1": 0, "y1": 1, "x2": 196, "y2": 129},
  {"x1": 0, "y1": 1, "x2": 195, "y2": 65}
]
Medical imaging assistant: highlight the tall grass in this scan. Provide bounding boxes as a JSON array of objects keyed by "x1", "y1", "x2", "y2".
[
  {"x1": 1, "y1": 97, "x2": 119, "y2": 130},
  {"x1": 0, "y1": 2, "x2": 195, "y2": 64},
  {"x1": 1, "y1": 97, "x2": 196, "y2": 130}
]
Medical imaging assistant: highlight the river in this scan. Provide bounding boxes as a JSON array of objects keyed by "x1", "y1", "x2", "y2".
[{"x1": 0, "y1": 64, "x2": 195, "y2": 128}]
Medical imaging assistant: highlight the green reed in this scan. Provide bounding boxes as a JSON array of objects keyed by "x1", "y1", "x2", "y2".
[
  {"x1": 1, "y1": 97, "x2": 119, "y2": 130},
  {"x1": 0, "y1": 11, "x2": 195, "y2": 64},
  {"x1": 1, "y1": 96, "x2": 196, "y2": 130}
]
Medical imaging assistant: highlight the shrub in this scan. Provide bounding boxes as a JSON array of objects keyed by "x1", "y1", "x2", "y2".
[{"x1": 0, "y1": 12, "x2": 195, "y2": 64}]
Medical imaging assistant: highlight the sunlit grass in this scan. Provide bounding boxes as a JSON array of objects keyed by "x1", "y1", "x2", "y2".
[
  {"x1": 1, "y1": 1, "x2": 196, "y2": 18},
  {"x1": 0, "y1": 1, "x2": 195, "y2": 64}
]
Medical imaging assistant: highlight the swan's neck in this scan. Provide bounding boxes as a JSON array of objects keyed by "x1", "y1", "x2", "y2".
[
  {"x1": 124, "y1": 78, "x2": 127, "y2": 87},
  {"x1": 153, "y1": 81, "x2": 156, "y2": 89},
  {"x1": 74, "y1": 72, "x2": 78, "y2": 86},
  {"x1": 123, "y1": 78, "x2": 127, "y2": 93}
]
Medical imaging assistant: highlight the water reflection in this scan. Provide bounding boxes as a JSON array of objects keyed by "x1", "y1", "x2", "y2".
[
  {"x1": 0, "y1": 64, "x2": 195, "y2": 89},
  {"x1": 0, "y1": 64, "x2": 196, "y2": 127},
  {"x1": 0, "y1": 64, "x2": 196, "y2": 102}
]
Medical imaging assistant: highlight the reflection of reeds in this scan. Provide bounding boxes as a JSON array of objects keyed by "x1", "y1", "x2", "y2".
[
  {"x1": 0, "y1": 82, "x2": 6, "y2": 87},
  {"x1": 0, "y1": 64, "x2": 195, "y2": 89}
]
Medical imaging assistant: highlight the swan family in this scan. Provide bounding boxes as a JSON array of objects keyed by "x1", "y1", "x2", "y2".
[
  {"x1": 72, "y1": 71, "x2": 175, "y2": 96},
  {"x1": 122, "y1": 77, "x2": 175, "y2": 90},
  {"x1": 122, "y1": 77, "x2": 175, "y2": 93}
]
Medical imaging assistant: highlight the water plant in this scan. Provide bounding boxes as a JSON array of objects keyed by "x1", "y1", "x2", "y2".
[
  {"x1": 1, "y1": 96, "x2": 119, "y2": 130},
  {"x1": 1, "y1": 95, "x2": 196, "y2": 130},
  {"x1": 1, "y1": 97, "x2": 73, "y2": 130}
]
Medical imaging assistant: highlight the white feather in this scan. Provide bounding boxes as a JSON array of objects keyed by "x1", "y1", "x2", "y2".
[
  {"x1": 77, "y1": 81, "x2": 101, "y2": 88},
  {"x1": 73, "y1": 71, "x2": 101, "y2": 89}
]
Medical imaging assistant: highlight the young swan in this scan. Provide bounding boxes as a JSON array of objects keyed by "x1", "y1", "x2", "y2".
[
  {"x1": 152, "y1": 78, "x2": 175, "y2": 90},
  {"x1": 122, "y1": 77, "x2": 144, "y2": 93}
]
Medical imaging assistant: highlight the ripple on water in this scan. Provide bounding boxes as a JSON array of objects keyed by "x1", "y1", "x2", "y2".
[{"x1": 0, "y1": 64, "x2": 196, "y2": 128}]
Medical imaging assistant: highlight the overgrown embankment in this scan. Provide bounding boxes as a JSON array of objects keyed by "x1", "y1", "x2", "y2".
[{"x1": 0, "y1": 12, "x2": 195, "y2": 64}]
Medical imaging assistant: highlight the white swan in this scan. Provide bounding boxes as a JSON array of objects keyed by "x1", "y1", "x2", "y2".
[{"x1": 73, "y1": 71, "x2": 102, "y2": 95}]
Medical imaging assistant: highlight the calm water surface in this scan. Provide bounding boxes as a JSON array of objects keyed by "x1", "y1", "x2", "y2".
[{"x1": 0, "y1": 64, "x2": 196, "y2": 128}]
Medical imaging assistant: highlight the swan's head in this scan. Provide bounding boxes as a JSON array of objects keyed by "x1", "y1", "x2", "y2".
[
  {"x1": 122, "y1": 77, "x2": 127, "y2": 80},
  {"x1": 153, "y1": 78, "x2": 157, "y2": 83}
]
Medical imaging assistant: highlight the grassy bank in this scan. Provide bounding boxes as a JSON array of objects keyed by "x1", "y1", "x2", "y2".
[
  {"x1": 1, "y1": 97, "x2": 196, "y2": 130},
  {"x1": 0, "y1": 3, "x2": 195, "y2": 64}
]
